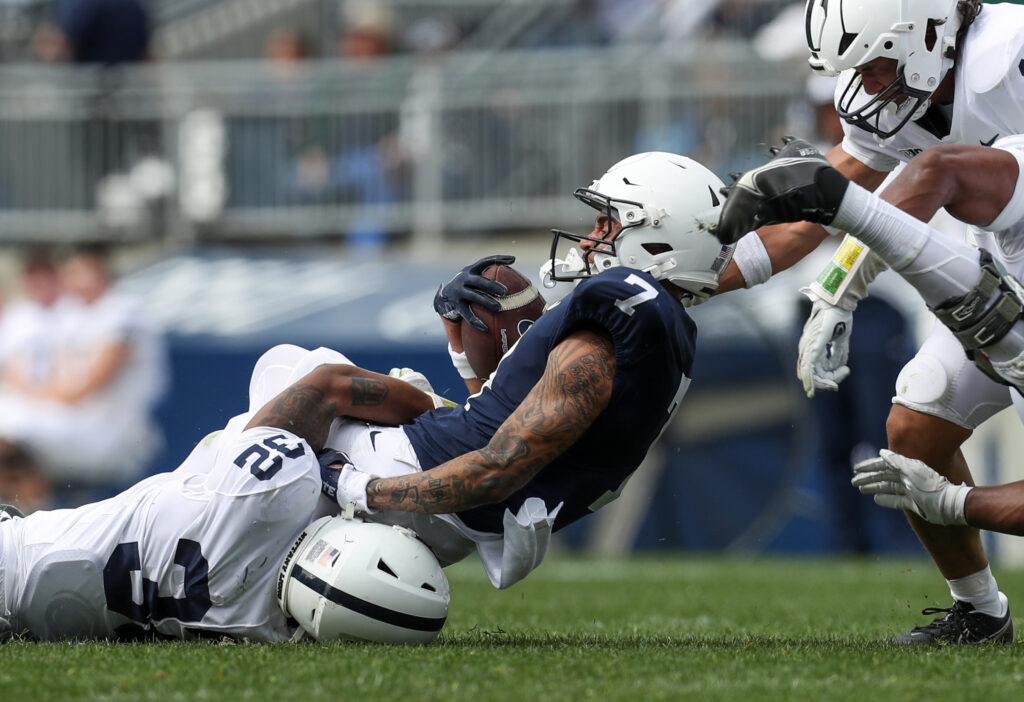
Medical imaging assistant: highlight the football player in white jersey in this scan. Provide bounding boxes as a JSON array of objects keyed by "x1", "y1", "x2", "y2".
[
  {"x1": 0, "y1": 351, "x2": 437, "y2": 642},
  {"x1": 711, "y1": 0, "x2": 1024, "y2": 644}
]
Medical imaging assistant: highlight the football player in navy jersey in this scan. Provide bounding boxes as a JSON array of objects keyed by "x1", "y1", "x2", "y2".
[
  {"x1": 316, "y1": 152, "x2": 736, "y2": 589},
  {"x1": 0, "y1": 152, "x2": 734, "y2": 641}
]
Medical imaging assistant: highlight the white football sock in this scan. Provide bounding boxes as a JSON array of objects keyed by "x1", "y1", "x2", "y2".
[{"x1": 947, "y1": 565, "x2": 1007, "y2": 617}]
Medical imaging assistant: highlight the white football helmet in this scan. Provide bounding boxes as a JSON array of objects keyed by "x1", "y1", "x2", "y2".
[
  {"x1": 277, "y1": 515, "x2": 450, "y2": 644},
  {"x1": 545, "y1": 152, "x2": 734, "y2": 306},
  {"x1": 804, "y1": 0, "x2": 965, "y2": 138}
]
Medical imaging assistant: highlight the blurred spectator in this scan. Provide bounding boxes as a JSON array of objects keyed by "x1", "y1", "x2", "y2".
[
  {"x1": 0, "y1": 249, "x2": 64, "y2": 513},
  {"x1": 0, "y1": 249, "x2": 63, "y2": 394},
  {"x1": 0, "y1": 244, "x2": 168, "y2": 507},
  {"x1": 338, "y1": 0, "x2": 396, "y2": 60},
  {"x1": 35, "y1": 0, "x2": 149, "y2": 64},
  {"x1": 707, "y1": 0, "x2": 787, "y2": 39},
  {"x1": 32, "y1": 0, "x2": 156, "y2": 217},
  {"x1": 331, "y1": 1, "x2": 402, "y2": 252},
  {"x1": 228, "y1": 9, "x2": 404, "y2": 252},
  {"x1": 403, "y1": 16, "x2": 461, "y2": 55},
  {"x1": 265, "y1": 27, "x2": 310, "y2": 75},
  {"x1": 229, "y1": 29, "x2": 315, "y2": 208}
]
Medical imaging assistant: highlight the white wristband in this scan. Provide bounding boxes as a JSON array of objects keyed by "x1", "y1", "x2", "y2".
[
  {"x1": 732, "y1": 232, "x2": 772, "y2": 288},
  {"x1": 448, "y1": 342, "x2": 477, "y2": 380},
  {"x1": 945, "y1": 484, "x2": 972, "y2": 526}
]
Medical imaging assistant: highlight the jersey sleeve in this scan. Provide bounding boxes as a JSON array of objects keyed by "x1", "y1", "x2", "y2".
[
  {"x1": 247, "y1": 345, "x2": 355, "y2": 414},
  {"x1": 205, "y1": 425, "x2": 322, "y2": 523},
  {"x1": 962, "y1": 4, "x2": 1024, "y2": 96},
  {"x1": 841, "y1": 128, "x2": 900, "y2": 174}
]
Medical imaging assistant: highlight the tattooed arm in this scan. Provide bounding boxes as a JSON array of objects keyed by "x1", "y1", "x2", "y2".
[
  {"x1": 245, "y1": 364, "x2": 435, "y2": 452},
  {"x1": 365, "y1": 326, "x2": 616, "y2": 513}
]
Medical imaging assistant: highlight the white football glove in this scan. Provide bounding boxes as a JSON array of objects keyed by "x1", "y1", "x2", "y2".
[
  {"x1": 338, "y1": 463, "x2": 377, "y2": 514},
  {"x1": 388, "y1": 367, "x2": 457, "y2": 409},
  {"x1": 319, "y1": 450, "x2": 379, "y2": 514},
  {"x1": 851, "y1": 449, "x2": 971, "y2": 526},
  {"x1": 796, "y1": 287, "x2": 853, "y2": 397},
  {"x1": 388, "y1": 367, "x2": 434, "y2": 393}
]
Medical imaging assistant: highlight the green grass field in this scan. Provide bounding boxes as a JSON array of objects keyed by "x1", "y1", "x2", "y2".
[{"x1": 4, "y1": 555, "x2": 1024, "y2": 701}]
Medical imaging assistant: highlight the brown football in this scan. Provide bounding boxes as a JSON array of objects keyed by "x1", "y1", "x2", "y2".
[{"x1": 461, "y1": 264, "x2": 546, "y2": 378}]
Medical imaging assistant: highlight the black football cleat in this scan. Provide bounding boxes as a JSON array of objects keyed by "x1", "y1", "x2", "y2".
[
  {"x1": 0, "y1": 504, "x2": 23, "y2": 522},
  {"x1": 713, "y1": 137, "x2": 851, "y2": 245},
  {"x1": 894, "y1": 600, "x2": 1013, "y2": 645}
]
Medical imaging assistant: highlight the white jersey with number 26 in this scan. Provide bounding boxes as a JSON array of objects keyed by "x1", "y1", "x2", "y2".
[{"x1": 1, "y1": 421, "x2": 320, "y2": 642}]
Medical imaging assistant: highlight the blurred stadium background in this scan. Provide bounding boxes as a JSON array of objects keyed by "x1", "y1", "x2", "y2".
[{"x1": 1, "y1": 0, "x2": 1022, "y2": 562}]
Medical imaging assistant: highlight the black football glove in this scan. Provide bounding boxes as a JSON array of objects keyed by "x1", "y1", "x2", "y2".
[{"x1": 433, "y1": 254, "x2": 515, "y2": 332}]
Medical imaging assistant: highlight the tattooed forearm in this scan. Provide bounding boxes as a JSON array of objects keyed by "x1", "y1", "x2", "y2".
[
  {"x1": 245, "y1": 382, "x2": 337, "y2": 450},
  {"x1": 247, "y1": 364, "x2": 433, "y2": 450},
  {"x1": 350, "y1": 377, "x2": 389, "y2": 407},
  {"x1": 365, "y1": 327, "x2": 615, "y2": 514},
  {"x1": 366, "y1": 454, "x2": 524, "y2": 513}
]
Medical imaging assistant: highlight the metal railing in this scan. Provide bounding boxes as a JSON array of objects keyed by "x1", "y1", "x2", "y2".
[{"x1": 0, "y1": 43, "x2": 809, "y2": 245}]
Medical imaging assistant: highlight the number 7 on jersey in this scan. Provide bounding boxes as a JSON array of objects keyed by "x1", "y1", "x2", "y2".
[{"x1": 614, "y1": 274, "x2": 658, "y2": 316}]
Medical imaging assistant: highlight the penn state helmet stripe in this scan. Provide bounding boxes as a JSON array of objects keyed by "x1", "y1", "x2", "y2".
[{"x1": 290, "y1": 565, "x2": 447, "y2": 632}]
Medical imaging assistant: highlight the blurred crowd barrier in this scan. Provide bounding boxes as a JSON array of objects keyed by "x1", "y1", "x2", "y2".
[{"x1": 0, "y1": 44, "x2": 806, "y2": 247}]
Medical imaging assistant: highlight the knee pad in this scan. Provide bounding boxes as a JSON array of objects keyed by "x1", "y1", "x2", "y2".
[{"x1": 895, "y1": 354, "x2": 948, "y2": 406}]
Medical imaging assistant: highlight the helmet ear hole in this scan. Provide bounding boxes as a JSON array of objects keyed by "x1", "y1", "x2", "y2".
[{"x1": 642, "y1": 243, "x2": 672, "y2": 255}]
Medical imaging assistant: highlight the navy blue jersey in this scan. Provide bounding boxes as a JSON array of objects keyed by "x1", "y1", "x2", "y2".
[{"x1": 403, "y1": 266, "x2": 696, "y2": 533}]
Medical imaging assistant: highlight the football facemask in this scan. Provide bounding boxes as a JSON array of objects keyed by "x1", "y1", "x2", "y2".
[{"x1": 805, "y1": 0, "x2": 962, "y2": 140}]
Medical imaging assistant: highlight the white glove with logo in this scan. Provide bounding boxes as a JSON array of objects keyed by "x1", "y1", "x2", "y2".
[
  {"x1": 388, "y1": 367, "x2": 456, "y2": 408},
  {"x1": 388, "y1": 367, "x2": 434, "y2": 393},
  {"x1": 851, "y1": 449, "x2": 971, "y2": 526},
  {"x1": 796, "y1": 287, "x2": 853, "y2": 397}
]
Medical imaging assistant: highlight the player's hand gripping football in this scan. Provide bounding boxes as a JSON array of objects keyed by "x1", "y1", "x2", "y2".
[
  {"x1": 851, "y1": 449, "x2": 971, "y2": 526},
  {"x1": 796, "y1": 289, "x2": 853, "y2": 397},
  {"x1": 433, "y1": 254, "x2": 516, "y2": 331}
]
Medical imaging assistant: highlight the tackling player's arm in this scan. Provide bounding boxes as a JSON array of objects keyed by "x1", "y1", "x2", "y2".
[
  {"x1": 964, "y1": 484, "x2": 1024, "y2": 537},
  {"x1": 245, "y1": 364, "x2": 435, "y2": 451},
  {"x1": 715, "y1": 143, "x2": 890, "y2": 294},
  {"x1": 855, "y1": 451, "x2": 1024, "y2": 537},
  {"x1": 877, "y1": 144, "x2": 1019, "y2": 226},
  {"x1": 365, "y1": 325, "x2": 615, "y2": 513}
]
